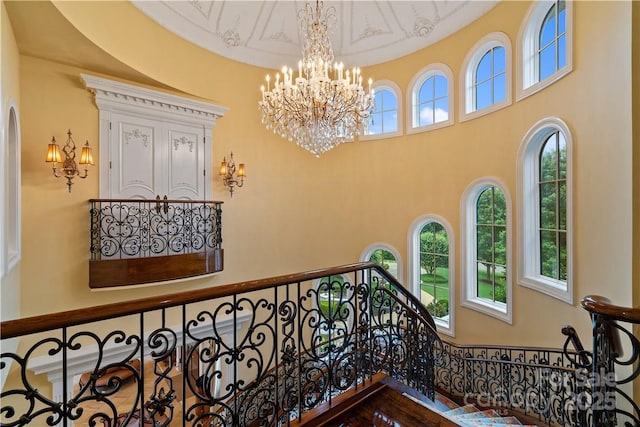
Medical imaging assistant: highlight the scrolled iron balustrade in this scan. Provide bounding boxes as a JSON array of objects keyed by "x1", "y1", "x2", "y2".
[
  {"x1": 2, "y1": 266, "x2": 636, "y2": 427},
  {"x1": 578, "y1": 295, "x2": 640, "y2": 427},
  {"x1": 0, "y1": 263, "x2": 440, "y2": 427},
  {"x1": 88, "y1": 198, "x2": 224, "y2": 288}
]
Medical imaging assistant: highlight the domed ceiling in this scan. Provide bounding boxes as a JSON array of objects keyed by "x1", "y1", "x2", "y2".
[{"x1": 132, "y1": 1, "x2": 499, "y2": 69}]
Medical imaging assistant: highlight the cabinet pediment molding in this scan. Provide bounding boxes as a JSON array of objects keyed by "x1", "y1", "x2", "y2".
[{"x1": 81, "y1": 73, "x2": 228, "y2": 127}]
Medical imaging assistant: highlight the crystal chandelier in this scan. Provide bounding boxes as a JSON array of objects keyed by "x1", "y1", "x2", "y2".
[{"x1": 258, "y1": 0, "x2": 375, "y2": 157}]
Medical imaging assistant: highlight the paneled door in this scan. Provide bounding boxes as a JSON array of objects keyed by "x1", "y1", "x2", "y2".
[{"x1": 109, "y1": 113, "x2": 206, "y2": 200}]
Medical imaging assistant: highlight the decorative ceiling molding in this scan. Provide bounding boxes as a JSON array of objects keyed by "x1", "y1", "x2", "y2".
[{"x1": 132, "y1": 1, "x2": 500, "y2": 69}]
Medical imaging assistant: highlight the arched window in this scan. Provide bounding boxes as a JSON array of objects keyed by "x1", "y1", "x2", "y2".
[
  {"x1": 313, "y1": 274, "x2": 353, "y2": 349},
  {"x1": 460, "y1": 33, "x2": 512, "y2": 121},
  {"x1": 517, "y1": 117, "x2": 573, "y2": 303},
  {"x1": 362, "y1": 81, "x2": 402, "y2": 140},
  {"x1": 407, "y1": 64, "x2": 454, "y2": 134},
  {"x1": 3, "y1": 105, "x2": 21, "y2": 276},
  {"x1": 408, "y1": 215, "x2": 455, "y2": 336},
  {"x1": 461, "y1": 178, "x2": 512, "y2": 324},
  {"x1": 360, "y1": 243, "x2": 403, "y2": 283},
  {"x1": 517, "y1": 0, "x2": 572, "y2": 100}
]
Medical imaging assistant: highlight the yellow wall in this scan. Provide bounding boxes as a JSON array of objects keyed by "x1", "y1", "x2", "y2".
[
  {"x1": 1, "y1": 1, "x2": 21, "y2": 320},
  {"x1": 1, "y1": 0, "x2": 21, "y2": 389},
  {"x1": 8, "y1": 0, "x2": 636, "y2": 356}
]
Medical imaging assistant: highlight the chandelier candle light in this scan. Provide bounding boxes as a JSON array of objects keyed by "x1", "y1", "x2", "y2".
[{"x1": 258, "y1": 0, "x2": 375, "y2": 157}]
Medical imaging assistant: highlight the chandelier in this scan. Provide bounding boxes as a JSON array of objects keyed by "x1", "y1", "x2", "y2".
[{"x1": 258, "y1": 0, "x2": 375, "y2": 157}]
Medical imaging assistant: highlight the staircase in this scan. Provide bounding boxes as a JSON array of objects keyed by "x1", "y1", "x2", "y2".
[
  {"x1": 416, "y1": 394, "x2": 540, "y2": 426},
  {"x1": 294, "y1": 374, "x2": 544, "y2": 427}
]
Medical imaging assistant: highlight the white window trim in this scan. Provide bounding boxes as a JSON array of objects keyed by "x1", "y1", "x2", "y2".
[
  {"x1": 406, "y1": 63, "x2": 454, "y2": 135},
  {"x1": 407, "y1": 214, "x2": 455, "y2": 337},
  {"x1": 360, "y1": 243, "x2": 403, "y2": 283},
  {"x1": 516, "y1": 0, "x2": 573, "y2": 101},
  {"x1": 3, "y1": 103, "x2": 21, "y2": 276},
  {"x1": 460, "y1": 32, "x2": 512, "y2": 123},
  {"x1": 516, "y1": 117, "x2": 573, "y2": 304},
  {"x1": 360, "y1": 80, "x2": 403, "y2": 141},
  {"x1": 460, "y1": 178, "x2": 513, "y2": 324}
]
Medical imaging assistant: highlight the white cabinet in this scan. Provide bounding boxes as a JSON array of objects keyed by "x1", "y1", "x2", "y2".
[
  {"x1": 109, "y1": 114, "x2": 206, "y2": 200},
  {"x1": 81, "y1": 74, "x2": 228, "y2": 200}
]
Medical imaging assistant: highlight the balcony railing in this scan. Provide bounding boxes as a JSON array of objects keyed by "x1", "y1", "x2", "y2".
[
  {"x1": 88, "y1": 198, "x2": 224, "y2": 288},
  {"x1": 1, "y1": 260, "x2": 637, "y2": 426},
  {"x1": 0, "y1": 262, "x2": 439, "y2": 427}
]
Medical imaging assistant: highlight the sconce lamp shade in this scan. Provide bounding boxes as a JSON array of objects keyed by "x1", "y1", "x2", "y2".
[
  {"x1": 46, "y1": 138, "x2": 62, "y2": 163},
  {"x1": 79, "y1": 142, "x2": 95, "y2": 165},
  {"x1": 238, "y1": 163, "x2": 246, "y2": 178},
  {"x1": 219, "y1": 160, "x2": 228, "y2": 176}
]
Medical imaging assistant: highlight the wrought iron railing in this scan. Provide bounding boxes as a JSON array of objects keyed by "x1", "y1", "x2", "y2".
[
  {"x1": 434, "y1": 342, "x2": 586, "y2": 425},
  {"x1": 88, "y1": 198, "x2": 224, "y2": 288},
  {"x1": 0, "y1": 262, "x2": 439, "y2": 427},
  {"x1": 577, "y1": 295, "x2": 640, "y2": 427},
  {"x1": 433, "y1": 296, "x2": 640, "y2": 427}
]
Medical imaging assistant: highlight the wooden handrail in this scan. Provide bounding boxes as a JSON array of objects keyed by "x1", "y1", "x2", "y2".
[
  {"x1": 581, "y1": 295, "x2": 640, "y2": 323},
  {"x1": 1, "y1": 262, "x2": 428, "y2": 340},
  {"x1": 89, "y1": 198, "x2": 224, "y2": 204}
]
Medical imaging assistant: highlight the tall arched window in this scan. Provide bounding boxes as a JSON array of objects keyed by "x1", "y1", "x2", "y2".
[
  {"x1": 517, "y1": 117, "x2": 573, "y2": 303},
  {"x1": 408, "y1": 215, "x2": 455, "y2": 336},
  {"x1": 360, "y1": 243, "x2": 403, "y2": 283},
  {"x1": 461, "y1": 178, "x2": 512, "y2": 324},
  {"x1": 3, "y1": 105, "x2": 21, "y2": 276},
  {"x1": 362, "y1": 81, "x2": 402, "y2": 140},
  {"x1": 518, "y1": 0, "x2": 572, "y2": 100},
  {"x1": 407, "y1": 64, "x2": 454, "y2": 134},
  {"x1": 461, "y1": 32, "x2": 512, "y2": 121}
]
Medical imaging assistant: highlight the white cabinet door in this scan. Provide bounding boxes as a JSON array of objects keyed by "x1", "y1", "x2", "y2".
[
  {"x1": 109, "y1": 114, "x2": 205, "y2": 200},
  {"x1": 166, "y1": 123, "x2": 205, "y2": 200}
]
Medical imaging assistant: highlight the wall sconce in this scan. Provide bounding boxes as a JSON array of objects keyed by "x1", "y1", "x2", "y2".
[
  {"x1": 46, "y1": 129, "x2": 94, "y2": 192},
  {"x1": 219, "y1": 152, "x2": 245, "y2": 197}
]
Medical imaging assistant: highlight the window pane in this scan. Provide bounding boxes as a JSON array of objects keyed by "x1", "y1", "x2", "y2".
[
  {"x1": 477, "y1": 262, "x2": 494, "y2": 299},
  {"x1": 494, "y1": 269, "x2": 507, "y2": 303},
  {"x1": 434, "y1": 75, "x2": 448, "y2": 98},
  {"x1": 559, "y1": 231, "x2": 567, "y2": 281},
  {"x1": 476, "y1": 225, "x2": 493, "y2": 262},
  {"x1": 382, "y1": 111, "x2": 398, "y2": 133},
  {"x1": 419, "y1": 102, "x2": 435, "y2": 126},
  {"x1": 540, "y1": 137, "x2": 558, "y2": 181},
  {"x1": 558, "y1": 34, "x2": 567, "y2": 69},
  {"x1": 374, "y1": 91, "x2": 384, "y2": 113},
  {"x1": 558, "y1": 133, "x2": 567, "y2": 179},
  {"x1": 383, "y1": 90, "x2": 398, "y2": 110},
  {"x1": 558, "y1": 0, "x2": 567, "y2": 34},
  {"x1": 419, "y1": 77, "x2": 434, "y2": 102},
  {"x1": 476, "y1": 52, "x2": 492, "y2": 83},
  {"x1": 493, "y1": 73, "x2": 506, "y2": 104},
  {"x1": 540, "y1": 5, "x2": 557, "y2": 48},
  {"x1": 540, "y1": 230, "x2": 558, "y2": 278},
  {"x1": 477, "y1": 189, "x2": 493, "y2": 224},
  {"x1": 366, "y1": 113, "x2": 382, "y2": 135},
  {"x1": 539, "y1": 182, "x2": 557, "y2": 229},
  {"x1": 493, "y1": 188, "x2": 506, "y2": 225},
  {"x1": 493, "y1": 46, "x2": 506, "y2": 74},
  {"x1": 476, "y1": 80, "x2": 492, "y2": 110},
  {"x1": 494, "y1": 226, "x2": 507, "y2": 265},
  {"x1": 559, "y1": 181, "x2": 566, "y2": 230},
  {"x1": 434, "y1": 97, "x2": 448, "y2": 123},
  {"x1": 539, "y1": 44, "x2": 556, "y2": 80}
]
